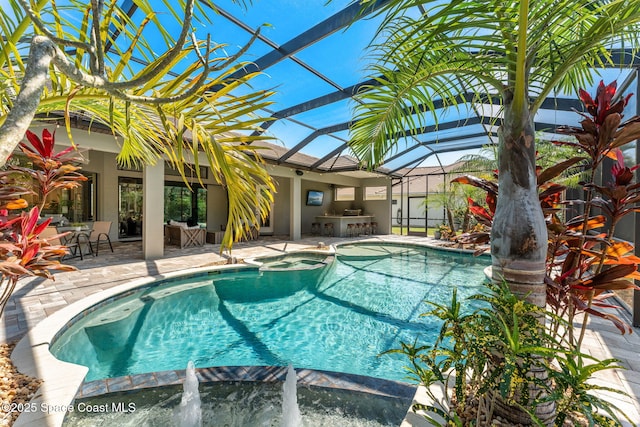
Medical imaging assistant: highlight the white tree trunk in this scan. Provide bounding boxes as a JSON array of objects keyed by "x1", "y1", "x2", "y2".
[{"x1": 0, "y1": 36, "x2": 56, "y2": 167}]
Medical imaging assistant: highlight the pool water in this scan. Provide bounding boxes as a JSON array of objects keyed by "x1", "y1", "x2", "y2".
[{"x1": 51, "y1": 244, "x2": 489, "y2": 382}]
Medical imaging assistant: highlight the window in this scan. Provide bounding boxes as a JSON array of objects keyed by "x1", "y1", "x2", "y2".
[
  {"x1": 335, "y1": 187, "x2": 355, "y2": 201},
  {"x1": 164, "y1": 183, "x2": 207, "y2": 226},
  {"x1": 165, "y1": 161, "x2": 208, "y2": 179},
  {"x1": 364, "y1": 186, "x2": 387, "y2": 201},
  {"x1": 40, "y1": 173, "x2": 96, "y2": 223}
]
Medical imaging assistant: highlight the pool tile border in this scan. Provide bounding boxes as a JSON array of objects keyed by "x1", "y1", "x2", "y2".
[{"x1": 76, "y1": 365, "x2": 417, "y2": 401}]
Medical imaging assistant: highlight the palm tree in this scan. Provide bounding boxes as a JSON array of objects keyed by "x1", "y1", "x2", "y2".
[
  {"x1": 349, "y1": 0, "x2": 640, "y2": 423},
  {"x1": 0, "y1": 0, "x2": 274, "y2": 249},
  {"x1": 351, "y1": 0, "x2": 640, "y2": 317}
]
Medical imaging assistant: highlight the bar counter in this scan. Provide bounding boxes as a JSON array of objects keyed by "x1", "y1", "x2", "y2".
[{"x1": 315, "y1": 215, "x2": 375, "y2": 237}]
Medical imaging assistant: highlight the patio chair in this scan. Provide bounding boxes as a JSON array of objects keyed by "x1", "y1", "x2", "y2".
[
  {"x1": 40, "y1": 226, "x2": 87, "y2": 260},
  {"x1": 89, "y1": 221, "x2": 114, "y2": 256}
]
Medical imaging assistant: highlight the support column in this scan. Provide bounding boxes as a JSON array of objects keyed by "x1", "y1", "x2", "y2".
[
  {"x1": 290, "y1": 175, "x2": 301, "y2": 240},
  {"x1": 143, "y1": 161, "x2": 164, "y2": 259}
]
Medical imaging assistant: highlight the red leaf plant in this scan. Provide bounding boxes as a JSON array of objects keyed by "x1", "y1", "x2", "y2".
[
  {"x1": 0, "y1": 207, "x2": 76, "y2": 315},
  {"x1": 9, "y1": 129, "x2": 87, "y2": 211},
  {"x1": 0, "y1": 129, "x2": 83, "y2": 316},
  {"x1": 452, "y1": 81, "x2": 640, "y2": 350}
]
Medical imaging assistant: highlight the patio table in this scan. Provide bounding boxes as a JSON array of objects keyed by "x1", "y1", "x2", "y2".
[{"x1": 58, "y1": 226, "x2": 94, "y2": 258}]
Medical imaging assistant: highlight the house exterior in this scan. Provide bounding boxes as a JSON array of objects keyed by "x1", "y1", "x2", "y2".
[
  {"x1": 24, "y1": 122, "x2": 393, "y2": 259},
  {"x1": 391, "y1": 163, "x2": 466, "y2": 230}
]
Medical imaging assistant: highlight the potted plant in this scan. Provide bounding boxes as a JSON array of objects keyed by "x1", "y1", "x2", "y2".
[
  {"x1": 70, "y1": 222, "x2": 85, "y2": 231},
  {"x1": 438, "y1": 224, "x2": 453, "y2": 240}
]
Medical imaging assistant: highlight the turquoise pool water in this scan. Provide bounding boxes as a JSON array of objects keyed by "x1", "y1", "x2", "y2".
[{"x1": 51, "y1": 243, "x2": 489, "y2": 382}]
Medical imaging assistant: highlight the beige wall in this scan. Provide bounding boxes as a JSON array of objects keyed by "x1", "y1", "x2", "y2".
[
  {"x1": 206, "y1": 185, "x2": 228, "y2": 232},
  {"x1": 271, "y1": 176, "x2": 291, "y2": 236}
]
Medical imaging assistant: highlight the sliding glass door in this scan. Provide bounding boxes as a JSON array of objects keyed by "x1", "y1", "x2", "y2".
[{"x1": 118, "y1": 177, "x2": 143, "y2": 238}]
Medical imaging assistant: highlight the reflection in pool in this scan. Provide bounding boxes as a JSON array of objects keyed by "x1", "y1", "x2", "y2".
[{"x1": 51, "y1": 243, "x2": 489, "y2": 382}]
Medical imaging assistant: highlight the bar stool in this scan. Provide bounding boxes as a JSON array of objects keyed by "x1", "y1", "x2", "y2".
[
  {"x1": 362, "y1": 223, "x2": 371, "y2": 236},
  {"x1": 346, "y1": 223, "x2": 356, "y2": 237},
  {"x1": 311, "y1": 222, "x2": 321, "y2": 236},
  {"x1": 324, "y1": 223, "x2": 334, "y2": 237},
  {"x1": 370, "y1": 222, "x2": 378, "y2": 235},
  {"x1": 355, "y1": 223, "x2": 363, "y2": 236}
]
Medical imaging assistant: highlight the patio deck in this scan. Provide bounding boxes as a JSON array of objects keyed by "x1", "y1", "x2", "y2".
[{"x1": 1, "y1": 235, "x2": 639, "y2": 426}]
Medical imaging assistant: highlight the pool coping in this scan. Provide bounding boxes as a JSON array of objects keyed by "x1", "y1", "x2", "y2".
[{"x1": 11, "y1": 239, "x2": 488, "y2": 426}]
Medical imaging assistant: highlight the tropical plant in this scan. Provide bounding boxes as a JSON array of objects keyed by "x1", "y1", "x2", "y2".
[
  {"x1": 453, "y1": 140, "x2": 585, "y2": 188},
  {"x1": 437, "y1": 223, "x2": 454, "y2": 241},
  {"x1": 389, "y1": 282, "x2": 634, "y2": 426},
  {"x1": 7, "y1": 129, "x2": 88, "y2": 212},
  {"x1": 428, "y1": 179, "x2": 485, "y2": 234},
  {"x1": 0, "y1": 0, "x2": 275, "y2": 249},
  {"x1": 455, "y1": 81, "x2": 640, "y2": 346},
  {"x1": 351, "y1": 0, "x2": 640, "y2": 305},
  {"x1": 545, "y1": 81, "x2": 640, "y2": 347},
  {"x1": 537, "y1": 351, "x2": 631, "y2": 427},
  {"x1": 0, "y1": 206, "x2": 75, "y2": 315}
]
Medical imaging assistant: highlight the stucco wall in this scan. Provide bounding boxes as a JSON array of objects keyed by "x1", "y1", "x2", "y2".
[{"x1": 271, "y1": 177, "x2": 291, "y2": 236}]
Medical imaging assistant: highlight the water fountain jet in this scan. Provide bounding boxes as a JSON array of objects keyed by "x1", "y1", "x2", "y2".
[
  {"x1": 174, "y1": 360, "x2": 202, "y2": 427},
  {"x1": 281, "y1": 364, "x2": 302, "y2": 427}
]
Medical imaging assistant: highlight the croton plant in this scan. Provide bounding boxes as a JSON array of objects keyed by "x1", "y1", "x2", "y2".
[
  {"x1": 0, "y1": 129, "x2": 85, "y2": 316},
  {"x1": 453, "y1": 80, "x2": 640, "y2": 346}
]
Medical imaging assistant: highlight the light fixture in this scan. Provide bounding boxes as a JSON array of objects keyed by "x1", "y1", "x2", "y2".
[{"x1": 295, "y1": 169, "x2": 304, "y2": 176}]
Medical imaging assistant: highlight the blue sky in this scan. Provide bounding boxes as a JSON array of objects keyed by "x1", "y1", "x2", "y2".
[
  {"x1": 6, "y1": 0, "x2": 638, "y2": 169},
  {"x1": 117, "y1": 0, "x2": 383, "y2": 161}
]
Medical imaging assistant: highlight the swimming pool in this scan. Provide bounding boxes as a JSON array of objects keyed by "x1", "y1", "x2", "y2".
[{"x1": 51, "y1": 243, "x2": 489, "y2": 383}]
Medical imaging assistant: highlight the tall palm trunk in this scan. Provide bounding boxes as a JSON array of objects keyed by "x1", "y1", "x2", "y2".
[
  {"x1": 492, "y1": 99, "x2": 547, "y2": 305},
  {"x1": 490, "y1": 98, "x2": 555, "y2": 425}
]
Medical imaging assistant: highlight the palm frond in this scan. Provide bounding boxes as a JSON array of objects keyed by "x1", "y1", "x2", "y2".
[
  {"x1": 351, "y1": 0, "x2": 640, "y2": 168},
  {"x1": 0, "y1": 0, "x2": 275, "y2": 251}
]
